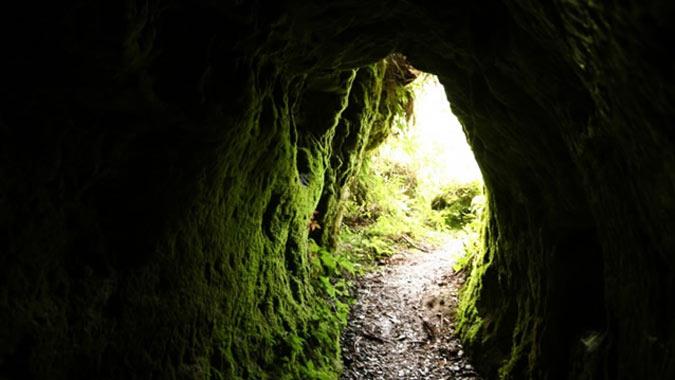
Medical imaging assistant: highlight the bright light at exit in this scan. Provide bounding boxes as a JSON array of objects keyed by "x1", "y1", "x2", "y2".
[
  {"x1": 414, "y1": 76, "x2": 481, "y2": 184},
  {"x1": 377, "y1": 75, "x2": 482, "y2": 190}
]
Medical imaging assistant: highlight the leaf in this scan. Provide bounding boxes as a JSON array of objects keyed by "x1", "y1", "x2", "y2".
[
  {"x1": 336, "y1": 255, "x2": 356, "y2": 275},
  {"x1": 319, "y1": 249, "x2": 337, "y2": 274},
  {"x1": 320, "y1": 276, "x2": 336, "y2": 298}
]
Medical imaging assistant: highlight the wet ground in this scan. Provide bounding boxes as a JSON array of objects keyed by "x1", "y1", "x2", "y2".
[{"x1": 340, "y1": 238, "x2": 481, "y2": 380}]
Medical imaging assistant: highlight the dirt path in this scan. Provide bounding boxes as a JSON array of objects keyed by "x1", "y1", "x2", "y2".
[{"x1": 340, "y1": 238, "x2": 481, "y2": 380}]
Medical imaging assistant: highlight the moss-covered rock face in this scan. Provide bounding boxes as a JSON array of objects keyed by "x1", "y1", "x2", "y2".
[{"x1": 1, "y1": 1, "x2": 674, "y2": 379}]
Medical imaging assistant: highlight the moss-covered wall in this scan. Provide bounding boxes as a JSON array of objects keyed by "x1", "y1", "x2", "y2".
[
  {"x1": 417, "y1": 3, "x2": 675, "y2": 378},
  {"x1": 0, "y1": 2, "x2": 408, "y2": 378},
  {"x1": 1, "y1": 0, "x2": 674, "y2": 379}
]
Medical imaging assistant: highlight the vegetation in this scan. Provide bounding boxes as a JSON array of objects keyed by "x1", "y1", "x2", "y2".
[{"x1": 432, "y1": 181, "x2": 484, "y2": 229}]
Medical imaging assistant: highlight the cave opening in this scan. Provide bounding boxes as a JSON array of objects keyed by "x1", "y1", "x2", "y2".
[
  {"x1": 338, "y1": 70, "x2": 485, "y2": 262},
  {"x1": 337, "y1": 69, "x2": 487, "y2": 378}
]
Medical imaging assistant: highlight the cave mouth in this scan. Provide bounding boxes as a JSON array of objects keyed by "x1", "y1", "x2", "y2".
[
  {"x1": 338, "y1": 73, "x2": 486, "y2": 377},
  {"x1": 339, "y1": 70, "x2": 485, "y2": 265}
]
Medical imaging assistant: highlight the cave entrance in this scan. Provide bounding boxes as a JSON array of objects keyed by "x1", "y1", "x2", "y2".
[
  {"x1": 340, "y1": 72, "x2": 485, "y2": 264},
  {"x1": 339, "y1": 72, "x2": 485, "y2": 378}
]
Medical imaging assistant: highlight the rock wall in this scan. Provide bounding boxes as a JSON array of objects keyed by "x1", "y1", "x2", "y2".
[
  {"x1": 0, "y1": 2, "x2": 406, "y2": 379},
  {"x1": 1, "y1": 0, "x2": 674, "y2": 379},
  {"x1": 421, "y1": 2, "x2": 675, "y2": 378}
]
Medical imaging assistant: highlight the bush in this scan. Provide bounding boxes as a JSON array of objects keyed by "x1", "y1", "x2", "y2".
[{"x1": 431, "y1": 181, "x2": 483, "y2": 229}]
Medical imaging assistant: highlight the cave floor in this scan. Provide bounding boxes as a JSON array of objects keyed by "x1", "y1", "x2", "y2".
[{"x1": 340, "y1": 237, "x2": 481, "y2": 379}]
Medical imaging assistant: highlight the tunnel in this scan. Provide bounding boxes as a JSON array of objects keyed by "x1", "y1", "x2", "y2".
[{"x1": 1, "y1": 1, "x2": 674, "y2": 379}]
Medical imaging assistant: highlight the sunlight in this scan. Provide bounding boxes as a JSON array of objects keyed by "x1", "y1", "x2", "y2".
[
  {"x1": 376, "y1": 74, "x2": 482, "y2": 194},
  {"x1": 414, "y1": 76, "x2": 482, "y2": 183}
]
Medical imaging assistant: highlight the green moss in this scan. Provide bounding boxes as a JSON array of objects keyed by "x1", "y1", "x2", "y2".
[
  {"x1": 190, "y1": 57, "x2": 413, "y2": 379},
  {"x1": 457, "y1": 194, "x2": 492, "y2": 346},
  {"x1": 312, "y1": 58, "x2": 413, "y2": 249}
]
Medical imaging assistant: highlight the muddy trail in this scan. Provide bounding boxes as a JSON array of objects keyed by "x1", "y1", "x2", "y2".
[{"x1": 340, "y1": 238, "x2": 481, "y2": 380}]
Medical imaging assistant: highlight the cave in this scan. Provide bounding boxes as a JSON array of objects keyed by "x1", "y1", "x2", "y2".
[{"x1": 1, "y1": 1, "x2": 674, "y2": 379}]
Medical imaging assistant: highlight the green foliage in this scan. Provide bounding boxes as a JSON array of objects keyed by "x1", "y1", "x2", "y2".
[
  {"x1": 308, "y1": 239, "x2": 357, "y2": 325},
  {"x1": 432, "y1": 181, "x2": 484, "y2": 229},
  {"x1": 339, "y1": 135, "x2": 484, "y2": 265},
  {"x1": 339, "y1": 158, "x2": 435, "y2": 263}
]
